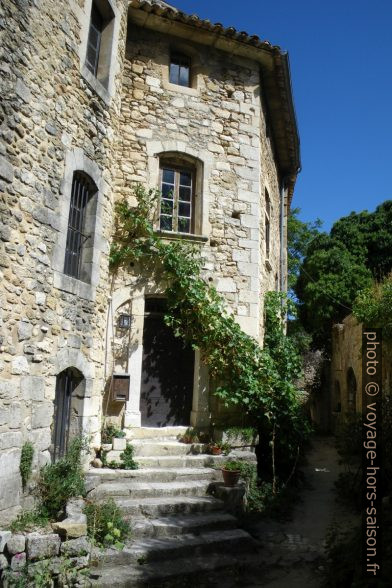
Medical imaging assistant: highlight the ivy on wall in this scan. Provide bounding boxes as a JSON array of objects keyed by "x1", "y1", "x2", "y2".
[{"x1": 110, "y1": 186, "x2": 311, "y2": 480}]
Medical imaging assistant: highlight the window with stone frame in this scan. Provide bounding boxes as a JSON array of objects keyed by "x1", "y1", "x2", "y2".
[
  {"x1": 85, "y1": 0, "x2": 115, "y2": 89},
  {"x1": 169, "y1": 53, "x2": 191, "y2": 88},
  {"x1": 159, "y1": 165, "x2": 195, "y2": 234},
  {"x1": 64, "y1": 171, "x2": 97, "y2": 281},
  {"x1": 265, "y1": 188, "x2": 271, "y2": 259}
]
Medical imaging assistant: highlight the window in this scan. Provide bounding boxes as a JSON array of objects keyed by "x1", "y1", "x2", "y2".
[
  {"x1": 86, "y1": 3, "x2": 103, "y2": 77},
  {"x1": 265, "y1": 189, "x2": 271, "y2": 259},
  {"x1": 64, "y1": 172, "x2": 97, "y2": 280},
  {"x1": 159, "y1": 166, "x2": 194, "y2": 234},
  {"x1": 84, "y1": 0, "x2": 115, "y2": 90},
  {"x1": 169, "y1": 53, "x2": 191, "y2": 87}
]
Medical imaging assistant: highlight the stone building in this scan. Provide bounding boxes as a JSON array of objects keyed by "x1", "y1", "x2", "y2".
[
  {"x1": 0, "y1": 0, "x2": 300, "y2": 524},
  {"x1": 330, "y1": 315, "x2": 391, "y2": 431}
]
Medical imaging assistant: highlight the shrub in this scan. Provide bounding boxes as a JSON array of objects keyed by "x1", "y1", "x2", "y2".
[
  {"x1": 84, "y1": 498, "x2": 129, "y2": 548},
  {"x1": 10, "y1": 509, "x2": 49, "y2": 533},
  {"x1": 101, "y1": 424, "x2": 126, "y2": 443},
  {"x1": 20, "y1": 441, "x2": 34, "y2": 490},
  {"x1": 37, "y1": 436, "x2": 87, "y2": 520},
  {"x1": 120, "y1": 444, "x2": 138, "y2": 470}
]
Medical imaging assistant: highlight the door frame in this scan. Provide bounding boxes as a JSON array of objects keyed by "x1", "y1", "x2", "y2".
[{"x1": 111, "y1": 287, "x2": 211, "y2": 429}]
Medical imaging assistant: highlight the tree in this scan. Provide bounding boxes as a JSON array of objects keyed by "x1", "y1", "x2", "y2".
[
  {"x1": 295, "y1": 201, "x2": 392, "y2": 350},
  {"x1": 287, "y1": 207, "x2": 323, "y2": 294},
  {"x1": 353, "y1": 273, "x2": 392, "y2": 339}
]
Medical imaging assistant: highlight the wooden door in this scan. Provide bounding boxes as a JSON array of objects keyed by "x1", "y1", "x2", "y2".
[{"x1": 140, "y1": 299, "x2": 194, "y2": 427}]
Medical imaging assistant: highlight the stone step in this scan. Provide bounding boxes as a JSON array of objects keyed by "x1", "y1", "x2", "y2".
[
  {"x1": 126, "y1": 426, "x2": 189, "y2": 441},
  {"x1": 136, "y1": 454, "x2": 225, "y2": 468},
  {"x1": 115, "y1": 495, "x2": 225, "y2": 517},
  {"x1": 90, "y1": 480, "x2": 213, "y2": 500},
  {"x1": 92, "y1": 552, "x2": 251, "y2": 587},
  {"x1": 98, "y1": 528, "x2": 256, "y2": 567},
  {"x1": 135, "y1": 451, "x2": 255, "y2": 468},
  {"x1": 131, "y1": 511, "x2": 238, "y2": 539},
  {"x1": 86, "y1": 467, "x2": 221, "y2": 491},
  {"x1": 132, "y1": 440, "x2": 207, "y2": 457}
]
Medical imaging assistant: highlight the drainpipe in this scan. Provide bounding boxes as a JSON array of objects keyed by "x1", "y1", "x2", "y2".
[{"x1": 279, "y1": 178, "x2": 287, "y2": 294}]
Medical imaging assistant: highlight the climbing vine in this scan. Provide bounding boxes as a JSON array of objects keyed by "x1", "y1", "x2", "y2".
[{"x1": 110, "y1": 187, "x2": 311, "y2": 480}]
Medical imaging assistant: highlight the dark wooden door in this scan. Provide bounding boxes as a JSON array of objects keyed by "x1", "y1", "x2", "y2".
[
  {"x1": 52, "y1": 368, "x2": 82, "y2": 461},
  {"x1": 140, "y1": 301, "x2": 194, "y2": 426}
]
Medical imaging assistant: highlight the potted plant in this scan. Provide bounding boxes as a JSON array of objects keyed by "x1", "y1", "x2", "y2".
[
  {"x1": 221, "y1": 460, "x2": 243, "y2": 487},
  {"x1": 208, "y1": 441, "x2": 231, "y2": 456},
  {"x1": 178, "y1": 427, "x2": 199, "y2": 444}
]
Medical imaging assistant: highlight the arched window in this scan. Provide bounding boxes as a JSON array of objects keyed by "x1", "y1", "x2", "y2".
[
  {"x1": 64, "y1": 171, "x2": 97, "y2": 281},
  {"x1": 52, "y1": 367, "x2": 84, "y2": 461}
]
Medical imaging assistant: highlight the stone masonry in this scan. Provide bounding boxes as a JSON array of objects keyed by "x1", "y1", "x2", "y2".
[{"x1": 0, "y1": 0, "x2": 300, "y2": 524}]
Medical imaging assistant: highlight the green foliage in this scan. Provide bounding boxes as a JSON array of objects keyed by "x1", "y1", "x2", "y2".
[
  {"x1": 179, "y1": 427, "x2": 200, "y2": 443},
  {"x1": 2, "y1": 556, "x2": 88, "y2": 587},
  {"x1": 223, "y1": 427, "x2": 257, "y2": 445},
  {"x1": 110, "y1": 187, "x2": 311, "y2": 481},
  {"x1": 101, "y1": 423, "x2": 126, "y2": 443},
  {"x1": 353, "y1": 273, "x2": 392, "y2": 339},
  {"x1": 120, "y1": 444, "x2": 138, "y2": 470},
  {"x1": 20, "y1": 441, "x2": 34, "y2": 490},
  {"x1": 287, "y1": 207, "x2": 322, "y2": 293},
  {"x1": 9, "y1": 509, "x2": 49, "y2": 533},
  {"x1": 84, "y1": 498, "x2": 129, "y2": 548},
  {"x1": 221, "y1": 460, "x2": 243, "y2": 471},
  {"x1": 101, "y1": 443, "x2": 138, "y2": 470},
  {"x1": 37, "y1": 437, "x2": 87, "y2": 520},
  {"x1": 295, "y1": 201, "x2": 392, "y2": 349}
]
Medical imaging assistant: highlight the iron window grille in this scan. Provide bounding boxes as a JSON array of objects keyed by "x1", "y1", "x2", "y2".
[
  {"x1": 169, "y1": 53, "x2": 191, "y2": 87},
  {"x1": 64, "y1": 172, "x2": 94, "y2": 280},
  {"x1": 159, "y1": 166, "x2": 194, "y2": 234},
  {"x1": 86, "y1": 3, "x2": 103, "y2": 77}
]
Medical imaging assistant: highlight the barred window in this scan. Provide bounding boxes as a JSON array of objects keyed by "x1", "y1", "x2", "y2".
[
  {"x1": 64, "y1": 172, "x2": 96, "y2": 280},
  {"x1": 159, "y1": 166, "x2": 194, "y2": 234}
]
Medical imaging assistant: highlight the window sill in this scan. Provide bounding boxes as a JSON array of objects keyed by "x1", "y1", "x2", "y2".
[
  {"x1": 162, "y1": 80, "x2": 199, "y2": 97},
  {"x1": 54, "y1": 271, "x2": 96, "y2": 302},
  {"x1": 81, "y1": 65, "x2": 111, "y2": 106},
  {"x1": 155, "y1": 230, "x2": 208, "y2": 244}
]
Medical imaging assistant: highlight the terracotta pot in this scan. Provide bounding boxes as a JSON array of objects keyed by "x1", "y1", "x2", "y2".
[
  {"x1": 222, "y1": 468, "x2": 240, "y2": 487},
  {"x1": 211, "y1": 446, "x2": 222, "y2": 455}
]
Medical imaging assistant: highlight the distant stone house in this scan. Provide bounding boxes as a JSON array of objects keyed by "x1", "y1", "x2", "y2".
[
  {"x1": 0, "y1": 0, "x2": 300, "y2": 524},
  {"x1": 330, "y1": 315, "x2": 391, "y2": 431}
]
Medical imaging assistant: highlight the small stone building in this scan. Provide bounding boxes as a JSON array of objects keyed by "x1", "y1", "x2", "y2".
[
  {"x1": 0, "y1": 0, "x2": 300, "y2": 524},
  {"x1": 330, "y1": 314, "x2": 391, "y2": 431}
]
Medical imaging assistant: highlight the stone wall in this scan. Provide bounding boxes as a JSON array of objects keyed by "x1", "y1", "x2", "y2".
[
  {"x1": 330, "y1": 314, "x2": 391, "y2": 431},
  {"x1": 0, "y1": 0, "x2": 128, "y2": 525},
  {"x1": 0, "y1": 0, "x2": 293, "y2": 524},
  {"x1": 109, "y1": 24, "x2": 284, "y2": 427}
]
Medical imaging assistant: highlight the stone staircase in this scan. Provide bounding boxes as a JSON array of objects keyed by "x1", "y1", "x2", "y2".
[{"x1": 86, "y1": 427, "x2": 259, "y2": 587}]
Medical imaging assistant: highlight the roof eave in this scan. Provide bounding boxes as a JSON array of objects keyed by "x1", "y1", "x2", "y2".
[{"x1": 128, "y1": 1, "x2": 301, "y2": 197}]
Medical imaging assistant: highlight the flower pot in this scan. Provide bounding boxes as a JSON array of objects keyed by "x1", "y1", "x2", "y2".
[
  {"x1": 222, "y1": 468, "x2": 240, "y2": 487},
  {"x1": 211, "y1": 446, "x2": 222, "y2": 455}
]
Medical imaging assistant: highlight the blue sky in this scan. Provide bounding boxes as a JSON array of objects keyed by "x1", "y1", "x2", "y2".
[{"x1": 172, "y1": 0, "x2": 392, "y2": 231}]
